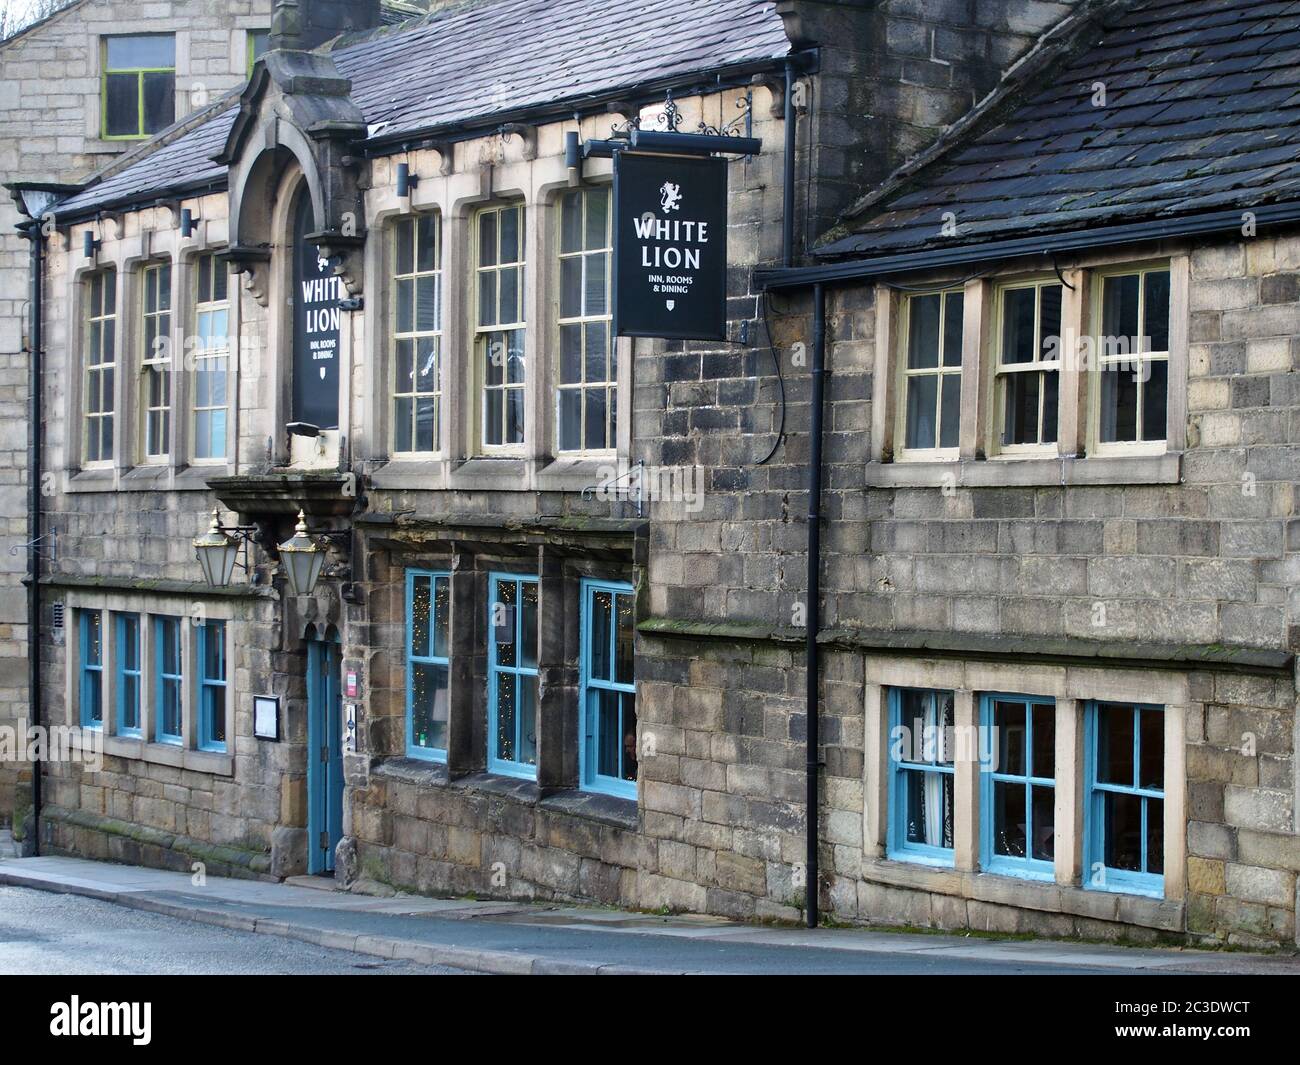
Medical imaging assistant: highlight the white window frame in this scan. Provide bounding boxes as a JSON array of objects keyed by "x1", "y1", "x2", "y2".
[
  {"x1": 191, "y1": 252, "x2": 230, "y2": 464},
  {"x1": 989, "y1": 277, "x2": 1063, "y2": 457},
  {"x1": 391, "y1": 211, "x2": 443, "y2": 456},
  {"x1": 893, "y1": 287, "x2": 965, "y2": 461},
  {"x1": 1087, "y1": 262, "x2": 1174, "y2": 458},
  {"x1": 138, "y1": 260, "x2": 172, "y2": 462},
  {"x1": 83, "y1": 267, "x2": 118, "y2": 468},
  {"x1": 556, "y1": 186, "x2": 615, "y2": 455},
  {"x1": 473, "y1": 202, "x2": 527, "y2": 454}
]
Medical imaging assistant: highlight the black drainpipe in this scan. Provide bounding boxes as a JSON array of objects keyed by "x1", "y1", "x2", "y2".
[
  {"x1": 22, "y1": 220, "x2": 43, "y2": 855},
  {"x1": 782, "y1": 58, "x2": 796, "y2": 267},
  {"x1": 804, "y1": 282, "x2": 826, "y2": 927}
]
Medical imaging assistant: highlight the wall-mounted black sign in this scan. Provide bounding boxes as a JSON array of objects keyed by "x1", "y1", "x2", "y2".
[
  {"x1": 292, "y1": 192, "x2": 341, "y2": 430},
  {"x1": 613, "y1": 151, "x2": 728, "y2": 342}
]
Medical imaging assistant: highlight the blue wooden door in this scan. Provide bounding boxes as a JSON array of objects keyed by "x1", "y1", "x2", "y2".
[{"x1": 307, "y1": 637, "x2": 344, "y2": 875}]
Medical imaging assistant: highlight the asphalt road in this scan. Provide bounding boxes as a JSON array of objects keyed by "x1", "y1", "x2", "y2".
[{"x1": 0, "y1": 886, "x2": 469, "y2": 975}]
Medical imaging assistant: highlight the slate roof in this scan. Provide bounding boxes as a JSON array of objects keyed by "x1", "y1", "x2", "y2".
[
  {"x1": 56, "y1": 109, "x2": 237, "y2": 217},
  {"x1": 819, "y1": 0, "x2": 1300, "y2": 260},
  {"x1": 53, "y1": 0, "x2": 789, "y2": 219}
]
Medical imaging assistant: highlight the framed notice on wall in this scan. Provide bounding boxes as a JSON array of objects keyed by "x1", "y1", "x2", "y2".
[
  {"x1": 253, "y1": 695, "x2": 280, "y2": 741},
  {"x1": 613, "y1": 151, "x2": 728, "y2": 342}
]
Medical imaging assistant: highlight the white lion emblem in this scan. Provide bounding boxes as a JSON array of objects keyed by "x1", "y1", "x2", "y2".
[{"x1": 659, "y1": 181, "x2": 682, "y2": 214}]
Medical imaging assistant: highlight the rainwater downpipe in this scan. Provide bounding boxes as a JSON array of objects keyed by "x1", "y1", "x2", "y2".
[
  {"x1": 804, "y1": 282, "x2": 826, "y2": 927},
  {"x1": 783, "y1": 58, "x2": 796, "y2": 267},
  {"x1": 22, "y1": 220, "x2": 43, "y2": 854}
]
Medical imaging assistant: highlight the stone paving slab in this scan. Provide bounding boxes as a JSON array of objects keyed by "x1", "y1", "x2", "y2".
[{"x1": 2, "y1": 855, "x2": 1298, "y2": 976}]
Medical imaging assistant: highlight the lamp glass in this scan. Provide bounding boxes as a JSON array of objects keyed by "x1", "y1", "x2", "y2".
[
  {"x1": 278, "y1": 510, "x2": 325, "y2": 596},
  {"x1": 193, "y1": 509, "x2": 240, "y2": 588}
]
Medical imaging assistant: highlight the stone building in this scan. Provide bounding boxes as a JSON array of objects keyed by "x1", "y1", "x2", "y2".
[
  {"x1": 13, "y1": 0, "x2": 1300, "y2": 948},
  {"x1": 0, "y1": 0, "x2": 428, "y2": 834},
  {"x1": 0, "y1": 0, "x2": 279, "y2": 829}
]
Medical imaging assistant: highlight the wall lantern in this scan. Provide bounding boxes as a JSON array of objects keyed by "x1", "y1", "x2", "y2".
[
  {"x1": 180, "y1": 207, "x2": 198, "y2": 237},
  {"x1": 395, "y1": 161, "x2": 419, "y2": 199},
  {"x1": 278, "y1": 510, "x2": 327, "y2": 597},
  {"x1": 193, "y1": 508, "x2": 255, "y2": 588},
  {"x1": 82, "y1": 229, "x2": 100, "y2": 259}
]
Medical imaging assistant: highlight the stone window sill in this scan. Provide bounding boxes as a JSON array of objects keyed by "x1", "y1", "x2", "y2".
[
  {"x1": 371, "y1": 758, "x2": 638, "y2": 830},
  {"x1": 71, "y1": 731, "x2": 234, "y2": 777},
  {"x1": 864, "y1": 856, "x2": 1183, "y2": 932},
  {"x1": 865, "y1": 452, "x2": 1181, "y2": 489},
  {"x1": 369, "y1": 457, "x2": 450, "y2": 492},
  {"x1": 67, "y1": 464, "x2": 233, "y2": 493}
]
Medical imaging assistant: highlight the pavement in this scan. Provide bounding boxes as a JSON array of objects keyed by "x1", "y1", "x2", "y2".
[
  {"x1": 2, "y1": 853, "x2": 1298, "y2": 975},
  {"x1": 0, "y1": 885, "x2": 469, "y2": 975}
]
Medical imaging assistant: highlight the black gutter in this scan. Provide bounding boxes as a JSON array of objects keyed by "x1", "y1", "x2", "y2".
[
  {"x1": 54, "y1": 178, "x2": 228, "y2": 229},
  {"x1": 20, "y1": 219, "x2": 42, "y2": 855},
  {"x1": 804, "y1": 282, "x2": 826, "y2": 928},
  {"x1": 755, "y1": 199, "x2": 1300, "y2": 290}
]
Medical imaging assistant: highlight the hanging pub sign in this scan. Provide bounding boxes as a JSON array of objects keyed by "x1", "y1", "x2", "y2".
[
  {"x1": 613, "y1": 151, "x2": 728, "y2": 342},
  {"x1": 291, "y1": 193, "x2": 342, "y2": 430}
]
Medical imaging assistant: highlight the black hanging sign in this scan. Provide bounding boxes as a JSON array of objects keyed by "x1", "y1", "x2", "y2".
[
  {"x1": 291, "y1": 193, "x2": 342, "y2": 430},
  {"x1": 613, "y1": 151, "x2": 728, "y2": 342}
]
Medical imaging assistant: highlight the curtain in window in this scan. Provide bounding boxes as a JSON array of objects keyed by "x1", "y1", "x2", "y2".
[{"x1": 922, "y1": 692, "x2": 953, "y2": 848}]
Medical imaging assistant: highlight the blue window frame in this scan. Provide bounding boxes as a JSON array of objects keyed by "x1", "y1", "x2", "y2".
[
  {"x1": 406, "y1": 569, "x2": 450, "y2": 761},
  {"x1": 114, "y1": 612, "x2": 142, "y2": 736},
  {"x1": 487, "y1": 573, "x2": 538, "y2": 778},
  {"x1": 198, "y1": 620, "x2": 227, "y2": 752},
  {"x1": 579, "y1": 579, "x2": 636, "y2": 799},
  {"x1": 887, "y1": 687, "x2": 955, "y2": 865},
  {"x1": 78, "y1": 610, "x2": 104, "y2": 729},
  {"x1": 1085, "y1": 701, "x2": 1165, "y2": 897},
  {"x1": 154, "y1": 615, "x2": 183, "y2": 744},
  {"x1": 980, "y1": 694, "x2": 1056, "y2": 880}
]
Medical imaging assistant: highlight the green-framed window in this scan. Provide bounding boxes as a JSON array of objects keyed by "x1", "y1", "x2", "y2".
[
  {"x1": 475, "y1": 203, "x2": 526, "y2": 450},
  {"x1": 248, "y1": 29, "x2": 271, "y2": 71},
  {"x1": 140, "y1": 261, "x2": 172, "y2": 459},
  {"x1": 101, "y1": 34, "x2": 175, "y2": 139},
  {"x1": 558, "y1": 187, "x2": 614, "y2": 453},
  {"x1": 193, "y1": 253, "x2": 230, "y2": 461},
  {"x1": 84, "y1": 268, "x2": 117, "y2": 464},
  {"x1": 392, "y1": 213, "x2": 442, "y2": 454}
]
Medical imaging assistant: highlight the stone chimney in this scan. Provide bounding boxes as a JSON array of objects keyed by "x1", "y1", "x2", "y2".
[
  {"x1": 269, "y1": 0, "x2": 384, "y2": 52},
  {"x1": 773, "y1": 0, "x2": 1089, "y2": 255}
]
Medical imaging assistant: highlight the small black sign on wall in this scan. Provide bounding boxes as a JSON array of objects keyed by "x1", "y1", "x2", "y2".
[{"x1": 613, "y1": 151, "x2": 728, "y2": 342}]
